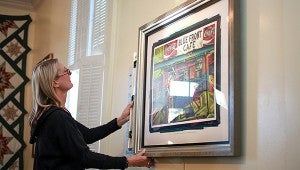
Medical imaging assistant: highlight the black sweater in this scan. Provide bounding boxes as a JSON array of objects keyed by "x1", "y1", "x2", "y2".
[{"x1": 30, "y1": 106, "x2": 127, "y2": 170}]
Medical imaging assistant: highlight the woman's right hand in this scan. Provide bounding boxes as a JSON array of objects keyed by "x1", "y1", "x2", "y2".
[
  {"x1": 117, "y1": 102, "x2": 134, "y2": 127},
  {"x1": 127, "y1": 149, "x2": 154, "y2": 168}
]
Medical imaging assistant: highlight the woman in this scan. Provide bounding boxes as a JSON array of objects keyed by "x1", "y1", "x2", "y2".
[{"x1": 29, "y1": 53, "x2": 153, "y2": 169}]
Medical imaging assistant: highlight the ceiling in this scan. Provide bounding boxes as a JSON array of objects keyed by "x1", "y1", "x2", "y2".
[{"x1": 0, "y1": 0, "x2": 41, "y2": 10}]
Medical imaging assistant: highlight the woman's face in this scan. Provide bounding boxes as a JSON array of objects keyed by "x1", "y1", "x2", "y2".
[{"x1": 55, "y1": 62, "x2": 73, "y2": 91}]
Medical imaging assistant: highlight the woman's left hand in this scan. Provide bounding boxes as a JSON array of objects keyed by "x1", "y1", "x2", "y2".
[{"x1": 117, "y1": 102, "x2": 134, "y2": 127}]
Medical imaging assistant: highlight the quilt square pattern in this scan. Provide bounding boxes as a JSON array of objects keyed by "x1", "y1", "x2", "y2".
[{"x1": 0, "y1": 14, "x2": 31, "y2": 170}]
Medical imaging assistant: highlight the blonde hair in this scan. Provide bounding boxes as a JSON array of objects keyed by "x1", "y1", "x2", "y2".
[{"x1": 29, "y1": 58, "x2": 62, "y2": 127}]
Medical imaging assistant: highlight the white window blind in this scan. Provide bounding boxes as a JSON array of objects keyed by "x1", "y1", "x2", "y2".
[
  {"x1": 91, "y1": 0, "x2": 106, "y2": 55},
  {"x1": 68, "y1": 0, "x2": 107, "y2": 65},
  {"x1": 76, "y1": 56, "x2": 104, "y2": 131},
  {"x1": 67, "y1": 0, "x2": 107, "y2": 153}
]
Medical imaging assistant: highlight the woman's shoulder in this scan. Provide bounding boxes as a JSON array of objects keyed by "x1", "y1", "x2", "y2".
[{"x1": 42, "y1": 106, "x2": 73, "y2": 122}]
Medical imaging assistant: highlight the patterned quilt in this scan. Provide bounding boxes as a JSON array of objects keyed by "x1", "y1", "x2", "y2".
[{"x1": 0, "y1": 14, "x2": 31, "y2": 170}]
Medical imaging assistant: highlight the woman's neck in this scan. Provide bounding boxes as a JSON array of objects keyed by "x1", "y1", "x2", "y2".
[{"x1": 55, "y1": 90, "x2": 67, "y2": 107}]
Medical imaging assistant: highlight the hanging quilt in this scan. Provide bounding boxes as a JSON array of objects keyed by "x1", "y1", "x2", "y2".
[{"x1": 0, "y1": 14, "x2": 31, "y2": 170}]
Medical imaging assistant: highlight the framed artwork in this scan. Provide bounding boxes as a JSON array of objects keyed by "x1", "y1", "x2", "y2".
[{"x1": 133, "y1": 0, "x2": 240, "y2": 157}]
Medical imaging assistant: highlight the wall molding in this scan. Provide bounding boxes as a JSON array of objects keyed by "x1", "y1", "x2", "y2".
[{"x1": 0, "y1": 0, "x2": 41, "y2": 10}]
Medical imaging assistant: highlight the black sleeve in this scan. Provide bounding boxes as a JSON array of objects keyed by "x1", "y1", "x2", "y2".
[
  {"x1": 76, "y1": 118, "x2": 121, "y2": 144},
  {"x1": 52, "y1": 110, "x2": 128, "y2": 169}
]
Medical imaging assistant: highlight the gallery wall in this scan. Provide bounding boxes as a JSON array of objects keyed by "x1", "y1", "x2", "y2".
[
  {"x1": 109, "y1": 0, "x2": 300, "y2": 170},
  {"x1": 1, "y1": 0, "x2": 299, "y2": 169}
]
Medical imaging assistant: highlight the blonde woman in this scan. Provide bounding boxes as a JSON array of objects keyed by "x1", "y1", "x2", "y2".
[{"x1": 29, "y1": 53, "x2": 153, "y2": 169}]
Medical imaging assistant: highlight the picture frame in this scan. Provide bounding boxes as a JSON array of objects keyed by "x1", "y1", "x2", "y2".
[{"x1": 133, "y1": 0, "x2": 240, "y2": 157}]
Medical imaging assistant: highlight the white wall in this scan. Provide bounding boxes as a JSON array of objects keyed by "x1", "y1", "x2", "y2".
[{"x1": 106, "y1": 0, "x2": 300, "y2": 170}]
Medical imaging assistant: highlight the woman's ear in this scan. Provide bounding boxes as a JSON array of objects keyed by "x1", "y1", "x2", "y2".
[{"x1": 52, "y1": 80, "x2": 60, "y2": 88}]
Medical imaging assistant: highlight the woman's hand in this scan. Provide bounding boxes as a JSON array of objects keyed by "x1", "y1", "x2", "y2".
[
  {"x1": 117, "y1": 102, "x2": 134, "y2": 127},
  {"x1": 127, "y1": 149, "x2": 154, "y2": 168}
]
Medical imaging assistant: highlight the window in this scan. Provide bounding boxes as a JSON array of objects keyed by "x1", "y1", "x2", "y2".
[{"x1": 66, "y1": 0, "x2": 107, "y2": 153}]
